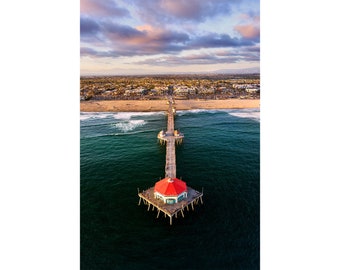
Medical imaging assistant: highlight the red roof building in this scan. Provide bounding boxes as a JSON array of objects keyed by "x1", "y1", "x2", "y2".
[{"x1": 154, "y1": 177, "x2": 188, "y2": 204}]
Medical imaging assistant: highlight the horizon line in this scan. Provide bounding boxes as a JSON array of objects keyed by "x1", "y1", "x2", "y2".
[{"x1": 80, "y1": 72, "x2": 260, "y2": 77}]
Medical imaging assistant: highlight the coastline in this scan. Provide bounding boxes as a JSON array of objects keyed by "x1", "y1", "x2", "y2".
[{"x1": 80, "y1": 99, "x2": 260, "y2": 112}]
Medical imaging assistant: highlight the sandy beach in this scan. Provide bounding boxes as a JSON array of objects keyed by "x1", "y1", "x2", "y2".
[{"x1": 80, "y1": 99, "x2": 260, "y2": 112}]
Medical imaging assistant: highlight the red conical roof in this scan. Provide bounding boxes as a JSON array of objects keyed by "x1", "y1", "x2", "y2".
[{"x1": 154, "y1": 177, "x2": 187, "y2": 196}]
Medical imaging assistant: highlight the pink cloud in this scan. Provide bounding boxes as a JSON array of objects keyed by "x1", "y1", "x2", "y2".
[
  {"x1": 234, "y1": 24, "x2": 260, "y2": 39},
  {"x1": 160, "y1": 0, "x2": 202, "y2": 18},
  {"x1": 108, "y1": 24, "x2": 188, "y2": 50},
  {"x1": 80, "y1": 0, "x2": 129, "y2": 17},
  {"x1": 234, "y1": 15, "x2": 260, "y2": 39}
]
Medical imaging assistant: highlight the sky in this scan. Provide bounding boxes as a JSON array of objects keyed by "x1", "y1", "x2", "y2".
[{"x1": 80, "y1": 0, "x2": 260, "y2": 75}]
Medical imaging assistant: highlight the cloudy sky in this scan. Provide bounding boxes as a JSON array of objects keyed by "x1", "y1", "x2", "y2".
[{"x1": 80, "y1": 0, "x2": 260, "y2": 75}]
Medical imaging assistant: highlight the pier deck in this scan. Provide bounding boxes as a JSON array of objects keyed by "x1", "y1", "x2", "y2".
[
  {"x1": 158, "y1": 97, "x2": 183, "y2": 178},
  {"x1": 138, "y1": 187, "x2": 203, "y2": 225},
  {"x1": 165, "y1": 137, "x2": 176, "y2": 178}
]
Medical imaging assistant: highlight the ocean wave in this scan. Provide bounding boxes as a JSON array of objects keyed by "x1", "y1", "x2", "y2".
[
  {"x1": 177, "y1": 108, "x2": 260, "y2": 122},
  {"x1": 228, "y1": 109, "x2": 260, "y2": 122},
  {"x1": 80, "y1": 112, "x2": 115, "y2": 121},
  {"x1": 176, "y1": 109, "x2": 220, "y2": 116},
  {"x1": 113, "y1": 111, "x2": 164, "y2": 120},
  {"x1": 81, "y1": 129, "x2": 148, "y2": 139},
  {"x1": 113, "y1": 120, "x2": 146, "y2": 132}
]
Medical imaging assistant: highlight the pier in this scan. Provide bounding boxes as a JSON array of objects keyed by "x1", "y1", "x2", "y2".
[
  {"x1": 138, "y1": 96, "x2": 203, "y2": 225},
  {"x1": 158, "y1": 97, "x2": 184, "y2": 178}
]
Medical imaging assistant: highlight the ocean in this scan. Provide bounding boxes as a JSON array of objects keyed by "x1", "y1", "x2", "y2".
[{"x1": 80, "y1": 108, "x2": 260, "y2": 270}]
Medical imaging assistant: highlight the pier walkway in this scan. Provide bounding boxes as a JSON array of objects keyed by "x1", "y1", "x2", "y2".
[
  {"x1": 158, "y1": 97, "x2": 184, "y2": 178},
  {"x1": 164, "y1": 97, "x2": 178, "y2": 178}
]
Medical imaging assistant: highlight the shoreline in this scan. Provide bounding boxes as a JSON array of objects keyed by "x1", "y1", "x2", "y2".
[{"x1": 80, "y1": 99, "x2": 260, "y2": 112}]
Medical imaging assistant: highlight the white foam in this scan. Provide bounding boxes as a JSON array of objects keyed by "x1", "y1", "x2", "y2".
[
  {"x1": 113, "y1": 111, "x2": 164, "y2": 120},
  {"x1": 186, "y1": 109, "x2": 208, "y2": 113},
  {"x1": 113, "y1": 112, "x2": 137, "y2": 120},
  {"x1": 176, "y1": 109, "x2": 215, "y2": 116},
  {"x1": 80, "y1": 112, "x2": 114, "y2": 121},
  {"x1": 229, "y1": 110, "x2": 260, "y2": 122},
  {"x1": 80, "y1": 111, "x2": 163, "y2": 121},
  {"x1": 177, "y1": 109, "x2": 235, "y2": 116},
  {"x1": 113, "y1": 120, "x2": 146, "y2": 132},
  {"x1": 178, "y1": 108, "x2": 260, "y2": 121}
]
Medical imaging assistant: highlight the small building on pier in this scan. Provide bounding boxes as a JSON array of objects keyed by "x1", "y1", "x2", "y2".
[
  {"x1": 174, "y1": 130, "x2": 183, "y2": 137},
  {"x1": 154, "y1": 177, "x2": 188, "y2": 204},
  {"x1": 158, "y1": 130, "x2": 166, "y2": 138}
]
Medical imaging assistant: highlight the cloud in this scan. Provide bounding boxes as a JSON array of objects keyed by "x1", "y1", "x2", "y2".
[
  {"x1": 102, "y1": 21, "x2": 145, "y2": 40},
  {"x1": 80, "y1": 16, "x2": 100, "y2": 37},
  {"x1": 80, "y1": 47, "x2": 120, "y2": 58},
  {"x1": 133, "y1": 54, "x2": 235, "y2": 66},
  {"x1": 158, "y1": 0, "x2": 232, "y2": 21},
  {"x1": 234, "y1": 24, "x2": 260, "y2": 39},
  {"x1": 80, "y1": 19, "x2": 258, "y2": 58},
  {"x1": 82, "y1": 22, "x2": 189, "y2": 55},
  {"x1": 189, "y1": 33, "x2": 254, "y2": 49},
  {"x1": 80, "y1": 0, "x2": 260, "y2": 69},
  {"x1": 234, "y1": 15, "x2": 260, "y2": 40},
  {"x1": 126, "y1": 0, "x2": 236, "y2": 24},
  {"x1": 129, "y1": 47, "x2": 259, "y2": 66},
  {"x1": 80, "y1": 16, "x2": 106, "y2": 44},
  {"x1": 80, "y1": 0, "x2": 130, "y2": 17}
]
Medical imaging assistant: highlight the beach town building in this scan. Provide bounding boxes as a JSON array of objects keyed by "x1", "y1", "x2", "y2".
[{"x1": 246, "y1": 88, "x2": 260, "y2": 93}]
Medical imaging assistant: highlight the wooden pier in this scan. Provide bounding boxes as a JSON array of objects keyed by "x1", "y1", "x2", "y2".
[
  {"x1": 157, "y1": 97, "x2": 184, "y2": 178},
  {"x1": 138, "y1": 187, "x2": 203, "y2": 225},
  {"x1": 138, "y1": 95, "x2": 203, "y2": 225}
]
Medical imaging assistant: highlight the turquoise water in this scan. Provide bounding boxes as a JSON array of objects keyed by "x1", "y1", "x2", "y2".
[{"x1": 80, "y1": 109, "x2": 260, "y2": 269}]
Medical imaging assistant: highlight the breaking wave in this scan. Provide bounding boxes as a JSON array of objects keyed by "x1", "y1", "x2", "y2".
[
  {"x1": 80, "y1": 112, "x2": 115, "y2": 121},
  {"x1": 228, "y1": 109, "x2": 260, "y2": 122},
  {"x1": 80, "y1": 111, "x2": 164, "y2": 121},
  {"x1": 113, "y1": 120, "x2": 146, "y2": 132},
  {"x1": 113, "y1": 111, "x2": 164, "y2": 120},
  {"x1": 176, "y1": 109, "x2": 220, "y2": 116}
]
